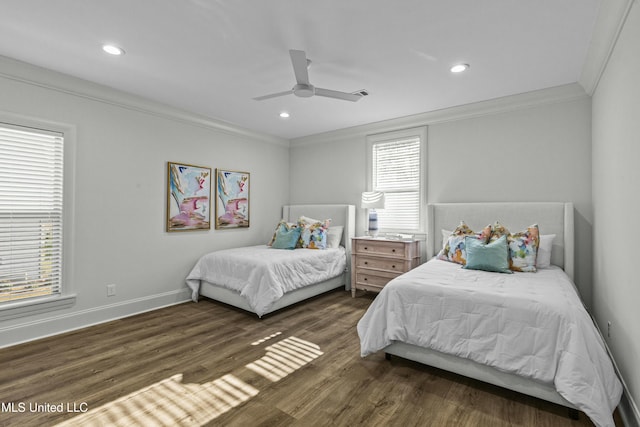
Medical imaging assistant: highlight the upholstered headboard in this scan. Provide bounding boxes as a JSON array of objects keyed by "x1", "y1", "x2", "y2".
[{"x1": 428, "y1": 203, "x2": 574, "y2": 280}]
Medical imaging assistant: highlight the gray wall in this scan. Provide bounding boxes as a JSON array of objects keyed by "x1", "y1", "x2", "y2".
[
  {"x1": 592, "y1": 0, "x2": 640, "y2": 419},
  {"x1": 290, "y1": 86, "x2": 593, "y2": 306},
  {"x1": 0, "y1": 57, "x2": 290, "y2": 346}
]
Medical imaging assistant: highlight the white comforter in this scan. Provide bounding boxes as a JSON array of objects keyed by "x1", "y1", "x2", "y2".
[
  {"x1": 186, "y1": 245, "x2": 346, "y2": 316},
  {"x1": 357, "y1": 259, "x2": 622, "y2": 427}
]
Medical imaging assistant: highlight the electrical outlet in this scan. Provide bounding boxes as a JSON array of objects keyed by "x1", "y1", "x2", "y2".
[
  {"x1": 607, "y1": 321, "x2": 612, "y2": 338},
  {"x1": 107, "y1": 284, "x2": 116, "y2": 297}
]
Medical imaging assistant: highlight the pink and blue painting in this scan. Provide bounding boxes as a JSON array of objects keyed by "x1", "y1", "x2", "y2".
[
  {"x1": 167, "y1": 162, "x2": 211, "y2": 231},
  {"x1": 215, "y1": 169, "x2": 250, "y2": 229}
]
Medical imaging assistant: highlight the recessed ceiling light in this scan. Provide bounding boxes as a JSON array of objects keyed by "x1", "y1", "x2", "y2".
[
  {"x1": 450, "y1": 63, "x2": 469, "y2": 73},
  {"x1": 102, "y1": 44, "x2": 125, "y2": 56},
  {"x1": 279, "y1": 112, "x2": 290, "y2": 118}
]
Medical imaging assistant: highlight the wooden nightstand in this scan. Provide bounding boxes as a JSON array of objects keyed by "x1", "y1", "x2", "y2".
[{"x1": 351, "y1": 237, "x2": 420, "y2": 297}]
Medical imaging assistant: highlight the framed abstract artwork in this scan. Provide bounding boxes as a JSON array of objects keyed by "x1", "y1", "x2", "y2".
[
  {"x1": 166, "y1": 162, "x2": 211, "y2": 232},
  {"x1": 215, "y1": 169, "x2": 250, "y2": 229}
]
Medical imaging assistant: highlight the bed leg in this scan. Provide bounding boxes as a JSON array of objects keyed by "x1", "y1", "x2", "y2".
[
  {"x1": 568, "y1": 408, "x2": 579, "y2": 420},
  {"x1": 385, "y1": 353, "x2": 391, "y2": 361}
]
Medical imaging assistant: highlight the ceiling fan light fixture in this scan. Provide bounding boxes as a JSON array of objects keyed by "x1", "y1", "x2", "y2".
[
  {"x1": 279, "y1": 112, "x2": 290, "y2": 118},
  {"x1": 450, "y1": 63, "x2": 469, "y2": 73},
  {"x1": 102, "y1": 44, "x2": 125, "y2": 56}
]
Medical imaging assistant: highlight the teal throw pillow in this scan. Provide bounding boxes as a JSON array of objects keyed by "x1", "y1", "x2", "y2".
[
  {"x1": 463, "y1": 235, "x2": 512, "y2": 273},
  {"x1": 271, "y1": 226, "x2": 302, "y2": 250}
]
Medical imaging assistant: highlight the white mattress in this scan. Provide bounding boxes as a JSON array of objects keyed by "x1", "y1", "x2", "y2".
[
  {"x1": 186, "y1": 245, "x2": 346, "y2": 316},
  {"x1": 357, "y1": 259, "x2": 622, "y2": 427}
]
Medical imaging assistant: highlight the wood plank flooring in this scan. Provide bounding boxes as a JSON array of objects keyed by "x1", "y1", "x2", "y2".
[{"x1": 0, "y1": 290, "x2": 622, "y2": 426}]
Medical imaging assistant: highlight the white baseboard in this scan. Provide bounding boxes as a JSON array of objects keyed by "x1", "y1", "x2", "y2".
[
  {"x1": 618, "y1": 381, "x2": 640, "y2": 427},
  {"x1": 0, "y1": 289, "x2": 191, "y2": 349},
  {"x1": 592, "y1": 317, "x2": 640, "y2": 427}
]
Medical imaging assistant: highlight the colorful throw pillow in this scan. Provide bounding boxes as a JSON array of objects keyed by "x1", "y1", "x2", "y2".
[
  {"x1": 463, "y1": 235, "x2": 512, "y2": 273},
  {"x1": 298, "y1": 215, "x2": 325, "y2": 226},
  {"x1": 490, "y1": 222, "x2": 540, "y2": 272},
  {"x1": 298, "y1": 216, "x2": 331, "y2": 249},
  {"x1": 272, "y1": 226, "x2": 302, "y2": 250},
  {"x1": 508, "y1": 224, "x2": 540, "y2": 272},
  {"x1": 489, "y1": 222, "x2": 510, "y2": 242},
  {"x1": 437, "y1": 221, "x2": 492, "y2": 265},
  {"x1": 267, "y1": 220, "x2": 299, "y2": 246},
  {"x1": 300, "y1": 221, "x2": 330, "y2": 249}
]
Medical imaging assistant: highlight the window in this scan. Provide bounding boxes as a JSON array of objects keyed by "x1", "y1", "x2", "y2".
[
  {"x1": 0, "y1": 124, "x2": 64, "y2": 304},
  {"x1": 367, "y1": 127, "x2": 426, "y2": 233}
]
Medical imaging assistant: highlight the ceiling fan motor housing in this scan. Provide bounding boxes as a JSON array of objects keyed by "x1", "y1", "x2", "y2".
[{"x1": 293, "y1": 83, "x2": 315, "y2": 97}]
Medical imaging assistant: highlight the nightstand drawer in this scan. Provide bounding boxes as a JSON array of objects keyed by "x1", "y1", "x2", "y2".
[
  {"x1": 355, "y1": 270, "x2": 400, "y2": 288},
  {"x1": 355, "y1": 239, "x2": 407, "y2": 257},
  {"x1": 355, "y1": 256, "x2": 409, "y2": 273}
]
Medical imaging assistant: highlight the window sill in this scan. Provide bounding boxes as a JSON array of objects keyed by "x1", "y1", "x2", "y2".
[{"x1": 0, "y1": 294, "x2": 76, "y2": 321}]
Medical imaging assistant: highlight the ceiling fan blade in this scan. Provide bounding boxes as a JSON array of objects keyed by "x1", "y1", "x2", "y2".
[
  {"x1": 289, "y1": 49, "x2": 310, "y2": 85},
  {"x1": 253, "y1": 90, "x2": 293, "y2": 101},
  {"x1": 314, "y1": 87, "x2": 363, "y2": 102}
]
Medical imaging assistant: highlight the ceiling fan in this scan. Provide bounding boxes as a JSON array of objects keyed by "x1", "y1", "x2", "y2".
[{"x1": 253, "y1": 50, "x2": 367, "y2": 102}]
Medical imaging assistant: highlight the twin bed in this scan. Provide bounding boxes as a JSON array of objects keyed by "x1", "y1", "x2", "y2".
[
  {"x1": 185, "y1": 201, "x2": 621, "y2": 426},
  {"x1": 186, "y1": 204, "x2": 355, "y2": 317},
  {"x1": 357, "y1": 202, "x2": 622, "y2": 427}
]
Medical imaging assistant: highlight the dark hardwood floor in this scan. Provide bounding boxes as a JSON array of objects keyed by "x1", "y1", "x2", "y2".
[{"x1": 0, "y1": 289, "x2": 622, "y2": 426}]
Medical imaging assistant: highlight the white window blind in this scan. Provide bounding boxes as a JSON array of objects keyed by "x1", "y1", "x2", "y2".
[
  {"x1": 372, "y1": 136, "x2": 421, "y2": 231},
  {"x1": 0, "y1": 124, "x2": 64, "y2": 303}
]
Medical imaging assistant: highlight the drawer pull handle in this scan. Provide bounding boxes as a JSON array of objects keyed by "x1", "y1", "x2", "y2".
[
  {"x1": 392, "y1": 265, "x2": 396, "y2": 269},
  {"x1": 364, "y1": 247, "x2": 368, "y2": 250},
  {"x1": 364, "y1": 261, "x2": 368, "y2": 265},
  {"x1": 364, "y1": 277, "x2": 368, "y2": 281},
  {"x1": 392, "y1": 249, "x2": 396, "y2": 252}
]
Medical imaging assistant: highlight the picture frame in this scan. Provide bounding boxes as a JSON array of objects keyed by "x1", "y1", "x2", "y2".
[
  {"x1": 166, "y1": 162, "x2": 211, "y2": 232},
  {"x1": 215, "y1": 169, "x2": 250, "y2": 229}
]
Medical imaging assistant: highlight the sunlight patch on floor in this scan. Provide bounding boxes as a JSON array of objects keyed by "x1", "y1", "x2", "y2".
[
  {"x1": 251, "y1": 331, "x2": 282, "y2": 346},
  {"x1": 246, "y1": 336, "x2": 324, "y2": 382},
  {"x1": 55, "y1": 335, "x2": 323, "y2": 425},
  {"x1": 54, "y1": 373, "x2": 259, "y2": 427}
]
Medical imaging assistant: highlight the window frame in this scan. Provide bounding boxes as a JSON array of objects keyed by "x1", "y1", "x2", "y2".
[
  {"x1": 0, "y1": 113, "x2": 76, "y2": 320},
  {"x1": 366, "y1": 126, "x2": 427, "y2": 234}
]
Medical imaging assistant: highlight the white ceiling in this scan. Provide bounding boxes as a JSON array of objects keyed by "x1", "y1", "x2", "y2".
[{"x1": 0, "y1": 0, "x2": 601, "y2": 140}]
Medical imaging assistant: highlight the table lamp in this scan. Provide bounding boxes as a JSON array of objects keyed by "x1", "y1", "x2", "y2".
[{"x1": 361, "y1": 191, "x2": 386, "y2": 237}]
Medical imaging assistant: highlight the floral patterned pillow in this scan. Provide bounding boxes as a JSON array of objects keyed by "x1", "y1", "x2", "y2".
[
  {"x1": 299, "y1": 219, "x2": 330, "y2": 249},
  {"x1": 490, "y1": 222, "x2": 540, "y2": 272},
  {"x1": 489, "y1": 222, "x2": 510, "y2": 242},
  {"x1": 437, "y1": 221, "x2": 492, "y2": 265}
]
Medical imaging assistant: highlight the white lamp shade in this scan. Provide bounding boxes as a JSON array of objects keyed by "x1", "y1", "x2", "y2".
[{"x1": 361, "y1": 191, "x2": 386, "y2": 209}]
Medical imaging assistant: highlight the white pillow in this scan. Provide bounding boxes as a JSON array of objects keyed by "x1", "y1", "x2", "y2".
[
  {"x1": 326, "y1": 226, "x2": 344, "y2": 248},
  {"x1": 536, "y1": 234, "x2": 556, "y2": 268}
]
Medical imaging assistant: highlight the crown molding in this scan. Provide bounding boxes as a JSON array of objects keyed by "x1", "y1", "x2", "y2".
[
  {"x1": 0, "y1": 55, "x2": 290, "y2": 148},
  {"x1": 579, "y1": 0, "x2": 636, "y2": 95},
  {"x1": 290, "y1": 83, "x2": 589, "y2": 147}
]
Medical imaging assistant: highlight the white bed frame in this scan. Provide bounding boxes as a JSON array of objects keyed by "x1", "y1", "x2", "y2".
[
  {"x1": 199, "y1": 204, "x2": 355, "y2": 316},
  {"x1": 383, "y1": 202, "x2": 579, "y2": 414}
]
